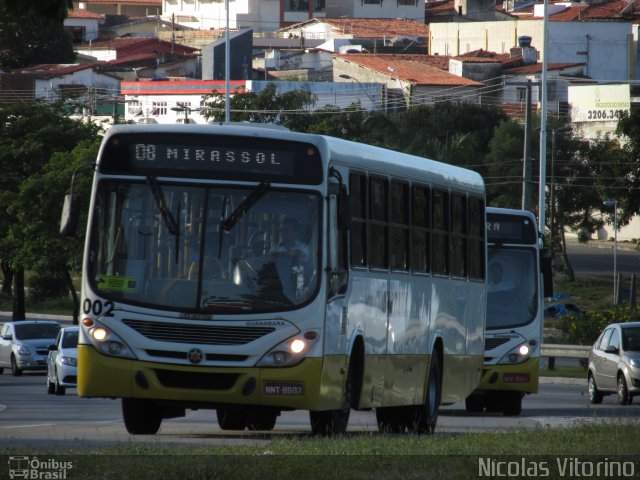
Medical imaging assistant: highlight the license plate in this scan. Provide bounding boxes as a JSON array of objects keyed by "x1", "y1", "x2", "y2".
[
  {"x1": 263, "y1": 382, "x2": 304, "y2": 396},
  {"x1": 503, "y1": 373, "x2": 530, "y2": 383}
]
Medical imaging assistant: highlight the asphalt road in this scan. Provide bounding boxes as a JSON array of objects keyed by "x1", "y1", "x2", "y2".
[
  {"x1": 0, "y1": 372, "x2": 638, "y2": 449},
  {"x1": 565, "y1": 241, "x2": 640, "y2": 277}
]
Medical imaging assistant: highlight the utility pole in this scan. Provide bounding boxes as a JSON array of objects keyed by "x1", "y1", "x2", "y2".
[
  {"x1": 507, "y1": 80, "x2": 538, "y2": 212},
  {"x1": 171, "y1": 14, "x2": 175, "y2": 55}
]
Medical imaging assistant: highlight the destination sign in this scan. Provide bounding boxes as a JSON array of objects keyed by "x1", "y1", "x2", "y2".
[
  {"x1": 131, "y1": 143, "x2": 295, "y2": 176},
  {"x1": 487, "y1": 213, "x2": 537, "y2": 244},
  {"x1": 99, "y1": 132, "x2": 323, "y2": 184}
]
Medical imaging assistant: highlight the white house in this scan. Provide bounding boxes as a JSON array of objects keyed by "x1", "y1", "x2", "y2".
[
  {"x1": 429, "y1": 19, "x2": 635, "y2": 82},
  {"x1": 64, "y1": 8, "x2": 103, "y2": 43}
]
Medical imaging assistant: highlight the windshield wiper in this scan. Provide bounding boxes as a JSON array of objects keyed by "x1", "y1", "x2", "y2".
[
  {"x1": 221, "y1": 180, "x2": 271, "y2": 233},
  {"x1": 147, "y1": 176, "x2": 179, "y2": 234},
  {"x1": 147, "y1": 176, "x2": 180, "y2": 263}
]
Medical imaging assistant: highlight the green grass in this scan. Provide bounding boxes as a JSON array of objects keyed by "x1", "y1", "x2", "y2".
[
  {"x1": 549, "y1": 277, "x2": 614, "y2": 313},
  {"x1": 2, "y1": 424, "x2": 637, "y2": 479},
  {"x1": 0, "y1": 293, "x2": 75, "y2": 316}
]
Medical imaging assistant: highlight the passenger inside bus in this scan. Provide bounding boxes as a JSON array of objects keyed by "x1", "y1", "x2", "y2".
[
  {"x1": 271, "y1": 217, "x2": 309, "y2": 260},
  {"x1": 488, "y1": 262, "x2": 515, "y2": 293}
]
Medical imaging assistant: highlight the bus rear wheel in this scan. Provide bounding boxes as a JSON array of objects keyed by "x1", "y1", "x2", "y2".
[
  {"x1": 376, "y1": 406, "x2": 410, "y2": 433},
  {"x1": 245, "y1": 409, "x2": 279, "y2": 431},
  {"x1": 411, "y1": 352, "x2": 441, "y2": 434},
  {"x1": 122, "y1": 398, "x2": 162, "y2": 434}
]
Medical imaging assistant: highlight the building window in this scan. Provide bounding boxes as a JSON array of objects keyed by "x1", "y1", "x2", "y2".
[
  {"x1": 314, "y1": 0, "x2": 325, "y2": 11},
  {"x1": 127, "y1": 100, "x2": 142, "y2": 116},
  {"x1": 364, "y1": 0, "x2": 382, "y2": 4},
  {"x1": 286, "y1": 0, "x2": 309, "y2": 11},
  {"x1": 152, "y1": 101, "x2": 167, "y2": 116},
  {"x1": 398, "y1": 0, "x2": 417, "y2": 4}
]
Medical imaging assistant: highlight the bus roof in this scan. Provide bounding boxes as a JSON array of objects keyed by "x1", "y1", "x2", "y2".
[{"x1": 102, "y1": 124, "x2": 484, "y2": 194}]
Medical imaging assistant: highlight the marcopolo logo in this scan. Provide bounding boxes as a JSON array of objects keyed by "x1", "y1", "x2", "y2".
[{"x1": 8, "y1": 456, "x2": 73, "y2": 479}]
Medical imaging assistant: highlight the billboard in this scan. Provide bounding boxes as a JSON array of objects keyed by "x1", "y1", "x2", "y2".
[{"x1": 568, "y1": 84, "x2": 630, "y2": 123}]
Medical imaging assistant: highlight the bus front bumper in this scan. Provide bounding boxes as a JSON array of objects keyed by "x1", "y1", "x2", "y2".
[
  {"x1": 77, "y1": 345, "x2": 346, "y2": 411},
  {"x1": 476, "y1": 358, "x2": 539, "y2": 393}
]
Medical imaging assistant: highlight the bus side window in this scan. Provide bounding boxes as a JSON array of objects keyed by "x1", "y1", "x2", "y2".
[
  {"x1": 468, "y1": 196, "x2": 485, "y2": 280},
  {"x1": 451, "y1": 193, "x2": 467, "y2": 278},
  {"x1": 390, "y1": 180, "x2": 409, "y2": 271},
  {"x1": 411, "y1": 183, "x2": 430, "y2": 273},
  {"x1": 349, "y1": 172, "x2": 367, "y2": 268},
  {"x1": 432, "y1": 189, "x2": 450, "y2": 276},
  {"x1": 369, "y1": 175, "x2": 388, "y2": 269}
]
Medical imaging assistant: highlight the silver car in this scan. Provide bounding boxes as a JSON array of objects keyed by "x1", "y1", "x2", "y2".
[
  {"x1": 47, "y1": 326, "x2": 79, "y2": 395},
  {"x1": 0, "y1": 321, "x2": 61, "y2": 376},
  {"x1": 588, "y1": 321, "x2": 640, "y2": 405}
]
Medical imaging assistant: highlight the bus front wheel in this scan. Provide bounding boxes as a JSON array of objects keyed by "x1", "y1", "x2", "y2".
[
  {"x1": 502, "y1": 392, "x2": 523, "y2": 416},
  {"x1": 309, "y1": 361, "x2": 354, "y2": 436},
  {"x1": 122, "y1": 398, "x2": 162, "y2": 434}
]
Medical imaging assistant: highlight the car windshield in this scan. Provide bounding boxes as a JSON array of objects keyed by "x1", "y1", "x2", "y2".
[
  {"x1": 486, "y1": 246, "x2": 538, "y2": 329},
  {"x1": 14, "y1": 323, "x2": 60, "y2": 340},
  {"x1": 89, "y1": 181, "x2": 321, "y2": 313},
  {"x1": 62, "y1": 331, "x2": 79, "y2": 349},
  {"x1": 622, "y1": 326, "x2": 640, "y2": 352}
]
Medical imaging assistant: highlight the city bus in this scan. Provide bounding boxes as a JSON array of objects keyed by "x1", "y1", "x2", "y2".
[
  {"x1": 465, "y1": 207, "x2": 552, "y2": 416},
  {"x1": 61, "y1": 123, "x2": 487, "y2": 435}
]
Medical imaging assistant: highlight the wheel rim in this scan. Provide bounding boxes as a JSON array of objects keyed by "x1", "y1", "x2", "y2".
[
  {"x1": 618, "y1": 377, "x2": 626, "y2": 402},
  {"x1": 589, "y1": 377, "x2": 595, "y2": 399}
]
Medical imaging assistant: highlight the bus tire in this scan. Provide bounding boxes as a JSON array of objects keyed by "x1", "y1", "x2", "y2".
[
  {"x1": 413, "y1": 352, "x2": 441, "y2": 434},
  {"x1": 216, "y1": 407, "x2": 246, "y2": 430},
  {"x1": 502, "y1": 392, "x2": 522, "y2": 416},
  {"x1": 245, "y1": 409, "x2": 278, "y2": 431},
  {"x1": 122, "y1": 398, "x2": 162, "y2": 434},
  {"x1": 309, "y1": 360, "x2": 353, "y2": 436},
  {"x1": 465, "y1": 394, "x2": 485, "y2": 413},
  {"x1": 376, "y1": 407, "x2": 409, "y2": 433}
]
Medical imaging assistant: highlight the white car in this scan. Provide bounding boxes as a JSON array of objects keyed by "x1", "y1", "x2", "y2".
[
  {"x1": 46, "y1": 326, "x2": 79, "y2": 395},
  {"x1": 0, "y1": 321, "x2": 61, "y2": 376}
]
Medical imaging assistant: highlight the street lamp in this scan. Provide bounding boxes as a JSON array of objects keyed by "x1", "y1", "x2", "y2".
[
  {"x1": 603, "y1": 199, "x2": 618, "y2": 304},
  {"x1": 338, "y1": 74, "x2": 376, "y2": 104},
  {"x1": 386, "y1": 66, "x2": 409, "y2": 111},
  {"x1": 549, "y1": 125, "x2": 571, "y2": 239}
]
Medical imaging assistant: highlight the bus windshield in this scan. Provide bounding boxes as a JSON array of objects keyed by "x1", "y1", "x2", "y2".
[
  {"x1": 486, "y1": 247, "x2": 537, "y2": 329},
  {"x1": 88, "y1": 181, "x2": 321, "y2": 313}
]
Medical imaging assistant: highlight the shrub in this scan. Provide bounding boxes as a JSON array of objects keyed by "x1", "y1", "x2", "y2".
[
  {"x1": 556, "y1": 305, "x2": 640, "y2": 345},
  {"x1": 27, "y1": 271, "x2": 68, "y2": 299}
]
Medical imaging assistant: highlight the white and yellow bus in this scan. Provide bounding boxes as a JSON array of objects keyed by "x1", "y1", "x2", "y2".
[
  {"x1": 62, "y1": 124, "x2": 487, "y2": 435},
  {"x1": 465, "y1": 207, "x2": 552, "y2": 416}
]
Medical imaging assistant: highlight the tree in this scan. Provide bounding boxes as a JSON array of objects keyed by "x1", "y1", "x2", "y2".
[
  {"x1": 202, "y1": 83, "x2": 316, "y2": 131},
  {"x1": 0, "y1": 1, "x2": 75, "y2": 68},
  {"x1": 13, "y1": 140, "x2": 99, "y2": 323},
  {"x1": 0, "y1": 101, "x2": 99, "y2": 319},
  {"x1": 1, "y1": 0, "x2": 73, "y2": 22}
]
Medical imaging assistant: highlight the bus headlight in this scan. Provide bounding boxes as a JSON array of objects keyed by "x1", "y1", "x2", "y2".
[
  {"x1": 85, "y1": 320, "x2": 136, "y2": 360},
  {"x1": 256, "y1": 331, "x2": 319, "y2": 367},
  {"x1": 498, "y1": 343, "x2": 533, "y2": 365}
]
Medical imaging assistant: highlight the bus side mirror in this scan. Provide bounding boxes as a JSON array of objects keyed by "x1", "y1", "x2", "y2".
[
  {"x1": 540, "y1": 248, "x2": 554, "y2": 298},
  {"x1": 60, "y1": 194, "x2": 80, "y2": 236}
]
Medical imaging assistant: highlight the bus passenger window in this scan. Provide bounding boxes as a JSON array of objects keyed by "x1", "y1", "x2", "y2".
[
  {"x1": 451, "y1": 193, "x2": 467, "y2": 277},
  {"x1": 369, "y1": 176, "x2": 388, "y2": 269},
  {"x1": 390, "y1": 181, "x2": 408, "y2": 271},
  {"x1": 468, "y1": 197, "x2": 485, "y2": 280},
  {"x1": 411, "y1": 184, "x2": 430, "y2": 273},
  {"x1": 350, "y1": 173, "x2": 367, "y2": 267},
  {"x1": 432, "y1": 189, "x2": 449, "y2": 275}
]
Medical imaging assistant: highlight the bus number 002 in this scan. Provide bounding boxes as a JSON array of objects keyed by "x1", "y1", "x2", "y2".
[{"x1": 82, "y1": 299, "x2": 115, "y2": 317}]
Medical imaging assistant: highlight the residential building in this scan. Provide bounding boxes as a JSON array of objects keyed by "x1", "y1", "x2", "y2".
[
  {"x1": 160, "y1": 0, "x2": 425, "y2": 32},
  {"x1": 65, "y1": 8, "x2": 104, "y2": 43},
  {"x1": 429, "y1": 3, "x2": 637, "y2": 82},
  {"x1": 202, "y1": 29, "x2": 253, "y2": 80},
  {"x1": 76, "y1": 38, "x2": 199, "y2": 62},
  {"x1": 73, "y1": 0, "x2": 162, "y2": 17},
  {"x1": 333, "y1": 53, "x2": 483, "y2": 110}
]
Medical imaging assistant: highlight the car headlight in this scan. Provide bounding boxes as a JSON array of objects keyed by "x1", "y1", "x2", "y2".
[
  {"x1": 82, "y1": 318, "x2": 136, "y2": 359},
  {"x1": 17, "y1": 345, "x2": 31, "y2": 356},
  {"x1": 60, "y1": 356, "x2": 77, "y2": 367},
  {"x1": 498, "y1": 343, "x2": 533, "y2": 365},
  {"x1": 256, "y1": 330, "x2": 319, "y2": 367},
  {"x1": 629, "y1": 358, "x2": 640, "y2": 368}
]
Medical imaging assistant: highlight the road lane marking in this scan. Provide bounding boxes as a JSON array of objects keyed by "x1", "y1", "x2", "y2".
[{"x1": 0, "y1": 423, "x2": 54, "y2": 429}]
